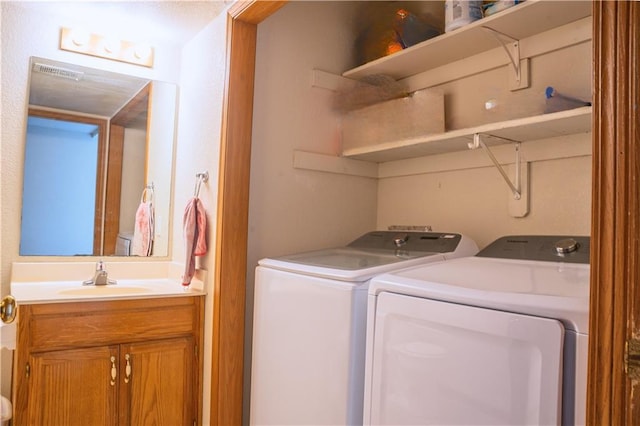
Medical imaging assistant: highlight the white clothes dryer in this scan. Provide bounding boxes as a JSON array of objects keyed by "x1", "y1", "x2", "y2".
[
  {"x1": 363, "y1": 235, "x2": 590, "y2": 426},
  {"x1": 249, "y1": 231, "x2": 478, "y2": 426}
]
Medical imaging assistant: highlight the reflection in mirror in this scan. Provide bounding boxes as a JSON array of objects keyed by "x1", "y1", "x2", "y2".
[{"x1": 20, "y1": 57, "x2": 177, "y2": 257}]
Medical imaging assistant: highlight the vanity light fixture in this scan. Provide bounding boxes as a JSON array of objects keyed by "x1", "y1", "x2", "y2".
[{"x1": 59, "y1": 27, "x2": 154, "y2": 68}]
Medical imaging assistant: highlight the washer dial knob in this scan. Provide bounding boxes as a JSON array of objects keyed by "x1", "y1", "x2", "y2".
[
  {"x1": 554, "y1": 238, "x2": 579, "y2": 254},
  {"x1": 394, "y1": 234, "x2": 409, "y2": 247}
]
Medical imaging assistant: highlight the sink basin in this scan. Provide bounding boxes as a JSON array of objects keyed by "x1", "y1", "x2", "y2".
[{"x1": 58, "y1": 286, "x2": 154, "y2": 296}]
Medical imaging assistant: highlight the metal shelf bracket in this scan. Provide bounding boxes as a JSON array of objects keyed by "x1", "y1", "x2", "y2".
[
  {"x1": 468, "y1": 133, "x2": 521, "y2": 199},
  {"x1": 468, "y1": 133, "x2": 530, "y2": 218},
  {"x1": 481, "y1": 26, "x2": 529, "y2": 90},
  {"x1": 482, "y1": 26, "x2": 521, "y2": 81}
]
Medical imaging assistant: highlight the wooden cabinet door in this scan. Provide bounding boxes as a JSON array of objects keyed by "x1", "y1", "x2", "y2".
[
  {"x1": 119, "y1": 337, "x2": 195, "y2": 426},
  {"x1": 26, "y1": 345, "x2": 119, "y2": 426}
]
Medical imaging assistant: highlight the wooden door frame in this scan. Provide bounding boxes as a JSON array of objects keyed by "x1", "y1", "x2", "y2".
[
  {"x1": 210, "y1": 2, "x2": 287, "y2": 425},
  {"x1": 212, "y1": 1, "x2": 639, "y2": 425},
  {"x1": 588, "y1": 1, "x2": 640, "y2": 424}
]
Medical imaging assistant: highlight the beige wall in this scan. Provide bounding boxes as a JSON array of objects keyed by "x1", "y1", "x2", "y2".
[
  {"x1": 248, "y1": 2, "x2": 378, "y2": 267},
  {"x1": 377, "y1": 152, "x2": 592, "y2": 249}
]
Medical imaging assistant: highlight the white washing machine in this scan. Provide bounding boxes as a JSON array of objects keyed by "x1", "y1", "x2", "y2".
[
  {"x1": 363, "y1": 235, "x2": 590, "y2": 426},
  {"x1": 249, "y1": 231, "x2": 478, "y2": 425}
]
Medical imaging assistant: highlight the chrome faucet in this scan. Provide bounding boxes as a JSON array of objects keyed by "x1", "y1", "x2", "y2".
[{"x1": 83, "y1": 260, "x2": 117, "y2": 286}]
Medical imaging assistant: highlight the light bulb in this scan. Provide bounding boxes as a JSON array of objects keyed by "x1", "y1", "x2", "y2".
[
  {"x1": 134, "y1": 43, "x2": 151, "y2": 60},
  {"x1": 102, "y1": 37, "x2": 120, "y2": 54},
  {"x1": 70, "y1": 29, "x2": 89, "y2": 47}
]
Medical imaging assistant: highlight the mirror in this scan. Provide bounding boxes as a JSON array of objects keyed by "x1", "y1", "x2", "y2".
[{"x1": 20, "y1": 57, "x2": 177, "y2": 257}]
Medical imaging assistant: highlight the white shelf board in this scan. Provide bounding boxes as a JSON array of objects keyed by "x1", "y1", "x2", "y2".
[
  {"x1": 342, "y1": 106, "x2": 592, "y2": 163},
  {"x1": 343, "y1": 0, "x2": 592, "y2": 81}
]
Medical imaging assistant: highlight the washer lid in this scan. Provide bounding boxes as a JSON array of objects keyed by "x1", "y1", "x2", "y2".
[
  {"x1": 267, "y1": 247, "x2": 436, "y2": 270},
  {"x1": 259, "y1": 247, "x2": 447, "y2": 282},
  {"x1": 258, "y1": 232, "x2": 478, "y2": 282},
  {"x1": 370, "y1": 256, "x2": 590, "y2": 333}
]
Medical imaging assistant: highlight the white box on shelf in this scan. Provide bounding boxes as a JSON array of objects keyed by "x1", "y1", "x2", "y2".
[{"x1": 342, "y1": 88, "x2": 445, "y2": 153}]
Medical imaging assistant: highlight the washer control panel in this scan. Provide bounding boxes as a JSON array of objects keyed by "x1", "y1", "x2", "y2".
[
  {"x1": 348, "y1": 231, "x2": 463, "y2": 254},
  {"x1": 477, "y1": 235, "x2": 590, "y2": 264}
]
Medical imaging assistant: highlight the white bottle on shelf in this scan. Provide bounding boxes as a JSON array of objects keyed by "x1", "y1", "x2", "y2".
[{"x1": 445, "y1": 0, "x2": 483, "y2": 33}]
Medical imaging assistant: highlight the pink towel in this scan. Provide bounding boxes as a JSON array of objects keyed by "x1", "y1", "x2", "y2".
[
  {"x1": 132, "y1": 200, "x2": 154, "y2": 256},
  {"x1": 182, "y1": 197, "x2": 207, "y2": 285}
]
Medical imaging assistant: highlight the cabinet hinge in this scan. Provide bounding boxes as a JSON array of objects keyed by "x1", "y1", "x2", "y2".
[
  {"x1": 195, "y1": 345, "x2": 198, "y2": 358},
  {"x1": 625, "y1": 339, "x2": 640, "y2": 380},
  {"x1": 25, "y1": 362, "x2": 30, "y2": 378}
]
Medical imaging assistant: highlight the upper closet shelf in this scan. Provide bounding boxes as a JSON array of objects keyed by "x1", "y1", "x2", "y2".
[
  {"x1": 343, "y1": 0, "x2": 593, "y2": 81},
  {"x1": 342, "y1": 106, "x2": 592, "y2": 163}
]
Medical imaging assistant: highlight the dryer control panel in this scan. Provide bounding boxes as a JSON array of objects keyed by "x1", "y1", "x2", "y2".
[{"x1": 477, "y1": 235, "x2": 590, "y2": 264}]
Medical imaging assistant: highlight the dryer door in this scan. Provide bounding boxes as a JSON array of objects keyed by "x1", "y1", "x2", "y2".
[{"x1": 365, "y1": 292, "x2": 564, "y2": 425}]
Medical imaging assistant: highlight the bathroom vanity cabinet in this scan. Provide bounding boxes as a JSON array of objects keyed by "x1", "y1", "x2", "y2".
[{"x1": 11, "y1": 295, "x2": 204, "y2": 426}]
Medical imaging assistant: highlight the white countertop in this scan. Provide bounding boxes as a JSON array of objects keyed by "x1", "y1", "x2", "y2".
[{"x1": 10, "y1": 261, "x2": 206, "y2": 304}]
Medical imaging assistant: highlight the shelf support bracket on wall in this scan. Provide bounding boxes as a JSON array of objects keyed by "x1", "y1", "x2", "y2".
[
  {"x1": 468, "y1": 133, "x2": 530, "y2": 218},
  {"x1": 481, "y1": 26, "x2": 530, "y2": 90}
]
